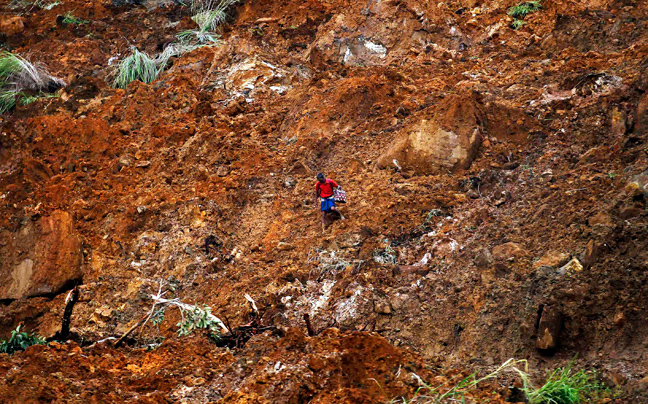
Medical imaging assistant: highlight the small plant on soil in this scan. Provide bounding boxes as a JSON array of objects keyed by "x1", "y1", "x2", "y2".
[
  {"x1": 0, "y1": 51, "x2": 64, "y2": 113},
  {"x1": 62, "y1": 11, "x2": 90, "y2": 25},
  {"x1": 517, "y1": 362, "x2": 603, "y2": 404},
  {"x1": 384, "y1": 358, "x2": 528, "y2": 403},
  {"x1": 20, "y1": 91, "x2": 60, "y2": 105},
  {"x1": 112, "y1": 48, "x2": 159, "y2": 88},
  {"x1": 0, "y1": 325, "x2": 47, "y2": 355},
  {"x1": 508, "y1": 0, "x2": 541, "y2": 29},
  {"x1": 373, "y1": 244, "x2": 398, "y2": 265}
]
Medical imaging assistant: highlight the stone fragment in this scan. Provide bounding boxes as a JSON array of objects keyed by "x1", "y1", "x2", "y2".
[
  {"x1": 635, "y1": 93, "x2": 648, "y2": 135},
  {"x1": 0, "y1": 15, "x2": 25, "y2": 36},
  {"x1": 216, "y1": 166, "x2": 230, "y2": 177},
  {"x1": 374, "y1": 300, "x2": 392, "y2": 314},
  {"x1": 588, "y1": 212, "x2": 614, "y2": 227},
  {"x1": 473, "y1": 248, "x2": 493, "y2": 268},
  {"x1": 276, "y1": 242, "x2": 295, "y2": 251},
  {"x1": 0, "y1": 211, "x2": 83, "y2": 299},
  {"x1": 581, "y1": 240, "x2": 598, "y2": 269},
  {"x1": 533, "y1": 251, "x2": 569, "y2": 269},
  {"x1": 492, "y1": 242, "x2": 523, "y2": 261},
  {"x1": 536, "y1": 306, "x2": 562, "y2": 351},
  {"x1": 377, "y1": 92, "x2": 484, "y2": 174},
  {"x1": 613, "y1": 311, "x2": 626, "y2": 327},
  {"x1": 558, "y1": 257, "x2": 583, "y2": 275}
]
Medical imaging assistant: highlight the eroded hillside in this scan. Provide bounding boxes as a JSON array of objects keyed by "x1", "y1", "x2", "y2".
[{"x1": 1, "y1": 0, "x2": 648, "y2": 402}]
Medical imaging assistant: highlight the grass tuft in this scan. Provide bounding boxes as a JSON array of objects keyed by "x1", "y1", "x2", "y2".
[
  {"x1": 0, "y1": 52, "x2": 64, "y2": 113},
  {"x1": 518, "y1": 363, "x2": 602, "y2": 404},
  {"x1": 112, "y1": 48, "x2": 160, "y2": 89}
]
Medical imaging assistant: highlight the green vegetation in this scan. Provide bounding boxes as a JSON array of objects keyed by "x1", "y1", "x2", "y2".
[
  {"x1": 62, "y1": 11, "x2": 89, "y2": 25},
  {"x1": 518, "y1": 363, "x2": 603, "y2": 404},
  {"x1": 20, "y1": 92, "x2": 60, "y2": 105},
  {"x1": 9, "y1": 0, "x2": 60, "y2": 10},
  {"x1": 508, "y1": 1, "x2": 541, "y2": 29},
  {"x1": 385, "y1": 359, "x2": 527, "y2": 403},
  {"x1": 112, "y1": 48, "x2": 159, "y2": 88},
  {"x1": 0, "y1": 51, "x2": 64, "y2": 113},
  {"x1": 508, "y1": 1, "x2": 542, "y2": 18},
  {"x1": 0, "y1": 325, "x2": 46, "y2": 355},
  {"x1": 386, "y1": 360, "x2": 607, "y2": 404},
  {"x1": 511, "y1": 19, "x2": 527, "y2": 30},
  {"x1": 0, "y1": 89, "x2": 20, "y2": 114},
  {"x1": 176, "y1": 304, "x2": 222, "y2": 341}
]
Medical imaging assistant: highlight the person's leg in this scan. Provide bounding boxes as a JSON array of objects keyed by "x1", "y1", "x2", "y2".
[
  {"x1": 330, "y1": 206, "x2": 345, "y2": 220},
  {"x1": 321, "y1": 211, "x2": 327, "y2": 231}
]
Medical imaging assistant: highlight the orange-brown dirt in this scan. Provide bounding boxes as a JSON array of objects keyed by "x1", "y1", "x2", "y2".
[{"x1": 1, "y1": 0, "x2": 648, "y2": 401}]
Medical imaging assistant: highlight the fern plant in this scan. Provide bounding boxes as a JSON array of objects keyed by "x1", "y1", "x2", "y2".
[{"x1": 0, "y1": 325, "x2": 46, "y2": 355}]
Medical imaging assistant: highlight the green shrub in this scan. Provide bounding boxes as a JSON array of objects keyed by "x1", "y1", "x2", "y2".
[
  {"x1": 176, "y1": 305, "x2": 221, "y2": 341},
  {"x1": 508, "y1": 1, "x2": 542, "y2": 18},
  {"x1": 508, "y1": 1, "x2": 541, "y2": 29},
  {"x1": 0, "y1": 325, "x2": 46, "y2": 355}
]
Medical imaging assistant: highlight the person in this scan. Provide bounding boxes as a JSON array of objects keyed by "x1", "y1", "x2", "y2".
[{"x1": 315, "y1": 173, "x2": 344, "y2": 230}]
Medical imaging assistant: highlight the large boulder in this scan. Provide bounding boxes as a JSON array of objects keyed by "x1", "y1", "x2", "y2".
[
  {"x1": 377, "y1": 92, "x2": 485, "y2": 173},
  {"x1": 0, "y1": 211, "x2": 83, "y2": 299}
]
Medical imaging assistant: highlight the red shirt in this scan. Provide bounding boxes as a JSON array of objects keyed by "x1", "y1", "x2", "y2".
[{"x1": 316, "y1": 178, "x2": 338, "y2": 198}]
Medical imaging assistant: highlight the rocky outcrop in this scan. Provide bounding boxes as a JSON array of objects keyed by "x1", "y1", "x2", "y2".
[
  {"x1": 0, "y1": 211, "x2": 83, "y2": 300},
  {"x1": 377, "y1": 92, "x2": 485, "y2": 173}
]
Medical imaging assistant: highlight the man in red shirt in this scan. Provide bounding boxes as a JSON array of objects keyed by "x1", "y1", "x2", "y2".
[{"x1": 315, "y1": 173, "x2": 344, "y2": 230}]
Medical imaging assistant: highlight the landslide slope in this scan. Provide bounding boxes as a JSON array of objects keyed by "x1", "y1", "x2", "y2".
[{"x1": 1, "y1": 0, "x2": 648, "y2": 401}]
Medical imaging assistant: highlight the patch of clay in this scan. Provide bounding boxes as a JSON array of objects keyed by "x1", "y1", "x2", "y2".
[{"x1": 8, "y1": 259, "x2": 33, "y2": 299}]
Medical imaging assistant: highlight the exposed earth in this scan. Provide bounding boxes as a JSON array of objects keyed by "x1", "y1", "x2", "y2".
[{"x1": 1, "y1": 0, "x2": 648, "y2": 402}]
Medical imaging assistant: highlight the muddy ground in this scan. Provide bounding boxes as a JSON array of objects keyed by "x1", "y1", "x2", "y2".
[{"x1": 1, "y1": 0, "x2": 648, "y2": 402}]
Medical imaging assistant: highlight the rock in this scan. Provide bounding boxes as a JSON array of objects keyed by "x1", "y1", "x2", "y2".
[
  {"x1": 376, "y1": 92, "x2": 484, "y2": 174},
  {"x1": 610, "y1": 107, "x2": 627, "y2": 138},
  {"x1": 216, "y1": 166, "x2": 230, "y2": 177},
  {"x1": 588, "y1": 212, "x2": 614, "y2": 227},
  {"x1": 0, "y1": 15, "x2": 25, "y2": 36},
  {"x1": 473, "y1": 248, "x2": 493, "y2": 268},
  {"x1": 536, "y1": 305, "x2": 562, "y2": 351},
  {"x1": 533, "y1": 251, "x2": 569, "y2": 269},
  {"x1": 625, "y1": 172, "x2": 648, "y2": 200},
  {"x1": 374, "y1": 299, "x2": 392, "y2": 314},
  {"x1": 492, "y1": 242, "x2": 523, "y2": 261},
  {"x1": 613, "y1": 311, "x2": 626, "y2": 327},
  {"x1": 580, "y1": 240, "x2": 598, "y2": 269},
  {"x1": 635, "y1": 92, "x2": 648, "y2": 135},
  {"x1": 635, "y1": 375, "x2": 648, "y2": 392},
  {"x1": 558, "y1": 257, "x2": 583, "y2": 275},
  {"x1": 619, "y1": 207, "x2": 642, "y2": 219},
  {"x1": 276, "y1": 242, "x2": 295, "y2": 251},
  {"x1": 0, "y1": 211, "x2": 83, "y2": 299}
]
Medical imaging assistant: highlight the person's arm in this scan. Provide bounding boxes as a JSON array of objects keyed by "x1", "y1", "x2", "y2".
[
  {"x1": 315, "y1": 183, "x2": 320, "y2": 202},
  {"x1": 330, "y1": 179, "x2": 339, "y2": 189}
]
